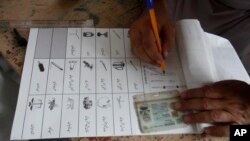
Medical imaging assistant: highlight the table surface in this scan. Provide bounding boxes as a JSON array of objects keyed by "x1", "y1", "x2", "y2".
[{"x1": 0, "y1": 0, "x2": 228, "y2": 140}]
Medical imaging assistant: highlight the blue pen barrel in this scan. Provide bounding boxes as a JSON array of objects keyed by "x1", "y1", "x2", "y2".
[{"x1": 146, "y1": 0, "x2": 154, "y2": 9}]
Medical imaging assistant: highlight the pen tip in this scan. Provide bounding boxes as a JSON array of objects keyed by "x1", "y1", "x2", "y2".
[{"x1": 163, "y1": 70, "x2": 165, "y2": 74}]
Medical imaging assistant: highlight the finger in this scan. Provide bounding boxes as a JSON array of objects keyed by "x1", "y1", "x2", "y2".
[
  {"x1": 142, "y1": 29, "x2": 163, "y2": 64},
  {"x1": 180, "y1": 86, "x2": 224, "y2": 99},
  {"x1": 130, "y1": 25, "x2": 155, "y2": 64},
  {"x1": 132, "y1": 45, "x2": 155, "y2": 64},
  {"x1": 224, "y1": 103, "x2": 249, "y2": 125},
  {"x1": 184, "y1": 110, "x2": 234, "y2": 123},
  {"x1": 172, "y1": 98, "x2": 226, "y2": 111},
  {"x1": 204, "y1": 125, "x2": 229, "y2": 137}
]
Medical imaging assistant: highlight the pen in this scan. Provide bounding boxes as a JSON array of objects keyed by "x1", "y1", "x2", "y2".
[{"x1": 146, "y1": 0, "x2": 166, "y2": 73}]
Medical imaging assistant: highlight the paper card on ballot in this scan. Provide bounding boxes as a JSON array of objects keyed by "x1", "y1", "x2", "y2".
[{"x1": 133, "y1": 90, "x2": 187, "y2": 133}]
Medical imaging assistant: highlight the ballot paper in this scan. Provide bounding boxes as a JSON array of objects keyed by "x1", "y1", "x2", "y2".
[{"x1": 11, "y1": 20, "x2": 250, "y2": 140}]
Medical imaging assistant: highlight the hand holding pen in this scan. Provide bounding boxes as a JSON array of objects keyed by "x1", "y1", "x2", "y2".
[
  {"x1": 146, "y1": 0, "x2": 166, "y2": 73},
  {"x1": 130, "y1": 0, "x2": 175, "y2": 68}
]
